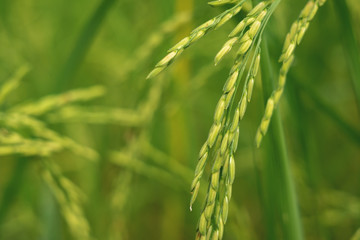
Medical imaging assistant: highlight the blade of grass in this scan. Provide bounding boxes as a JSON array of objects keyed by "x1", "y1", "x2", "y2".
[
  {"x1": 286, "y1": 79, "x2": 324, "y2": 239},
  {"x1": 262, "y1": 138, "x2": 282, "y2": 240},
  {"x1": 286, "y1": 80, "x2": 317, "y2": 186},
  {"x1": 55, "y1": 0, "x2": 116, "y2": 92},
  {"x1": 260, "y1": 38, "x2": 304, "y2": 240},
  {"x1": 333, "y1": 0, "x2": 360, "y2": 111},
  {"x1": 293, "y1": 78, "x2": 360, "y2": 145}
]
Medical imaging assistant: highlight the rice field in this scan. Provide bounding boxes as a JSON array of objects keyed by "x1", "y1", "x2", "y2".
[{"x1": 0, "y1": 0, "x2": 359, "y2": 239}]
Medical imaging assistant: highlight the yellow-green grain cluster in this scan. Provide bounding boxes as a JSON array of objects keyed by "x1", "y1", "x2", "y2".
[
  {"x1": 192, "y1": 48, "x2": 263, "y2": 240},
  {"x1": 255, "y1": 0, "x2": 327, "y2": 148},
  {"x1": 143, "y1": 0, "x2": 328, "y2": 238},
  {"x1": 215, "y1": 1, "x2": 269, "y2": 65},
  {"x1": 188, "y1": 2, "x2": 275, "y2": 239},
  {"x1": 147, "y1": 1, "x2": 246, "y2": 79}
]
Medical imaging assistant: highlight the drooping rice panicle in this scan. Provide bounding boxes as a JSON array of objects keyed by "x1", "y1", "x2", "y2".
[
  {"x1": 146, "y1": 1, "x2": 246, "y2": 79},
  {"x1": 191, "y1": 2, "x2": 279, "y2": 239},
  {"x1": 255, "y1": 0, "x2": 327, "y2": 148},
  {"x1": 190, "y1": 1, "x2": 272, "y2": 209},
  {"x1": 10, "y1": 85, "x2": 106, "y2": 116},
  {"x1": 194, "y1": 47, "x2": 263, "y2": 240}
]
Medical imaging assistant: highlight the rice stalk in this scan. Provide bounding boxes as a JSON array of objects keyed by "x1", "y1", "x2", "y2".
[
  {"x1": 286, "y1": 78, "x2": 324, "y2": 238},
  {"x1": 145, "y1": 0, "x2": 330, "y2": 238},
  {"x1": 190, "y1": 0, "x2": 273, "y2": 207},
  {"x1": 189, "y1": 2, "x2": 281, "y2": 239},
  {"x1": 260, "y1": 37, "x2": 303, "y2": 240},
  {"x1": 255, "y1": 0, "x2": 327, "y2": 148}
]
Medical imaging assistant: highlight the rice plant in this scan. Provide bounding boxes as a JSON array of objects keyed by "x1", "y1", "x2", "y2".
[{"x1": 147, "y1": 0, "x2": 330, "y2": 239}]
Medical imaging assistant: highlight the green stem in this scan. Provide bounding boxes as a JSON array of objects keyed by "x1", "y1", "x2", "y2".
[
  {"x1": 287, "y1": 79, "x2": 324, "y2": 239},
  {"x1": 333, "y1": 0, "x2": 360, "y2": 111},
  {"x1": 260, "y1": 38, "x2": 303, "y2": 240}
]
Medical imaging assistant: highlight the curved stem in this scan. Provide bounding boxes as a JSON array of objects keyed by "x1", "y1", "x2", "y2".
[{"x1": 260, "y1": 37, "x2": 304, "y2": 240}]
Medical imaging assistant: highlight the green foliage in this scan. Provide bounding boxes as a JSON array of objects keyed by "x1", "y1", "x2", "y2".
[{"x1": 0, "y1": 0, "x2": 359, "y2": 240}]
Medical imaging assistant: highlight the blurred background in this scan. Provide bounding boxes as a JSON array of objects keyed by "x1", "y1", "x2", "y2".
[{"x1": 0, "y1": 0, "x2": 359, "y2": 239}]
